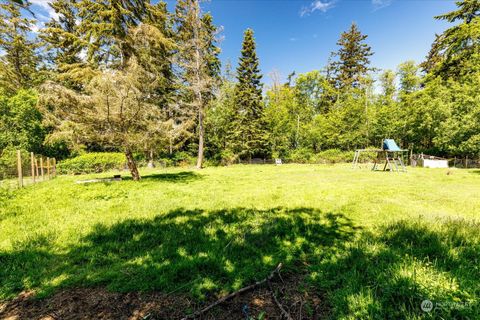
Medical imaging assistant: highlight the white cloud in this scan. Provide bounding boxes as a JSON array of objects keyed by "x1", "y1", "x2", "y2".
[
  {"x1": 30, "y1": 0, "x2": 59, "y2": 21},
  {"x1": 289, "y1": 37, "x2": 297, "y2": 42},
  {"x1": 372, "y1": 0, "x2": 393, "y2": 11},
  {"x1": 30, "y1": 24, "x2": 40, "y2": 33},
  {"x1": 300, "y1": 0, "x2": 336, "y2": 17},
  {"x1": 78, "y1": 48, "x2": 87, "y2": 62},
  {"x1": 30, "y1": 0, "x2": 51, "y2": 10}
]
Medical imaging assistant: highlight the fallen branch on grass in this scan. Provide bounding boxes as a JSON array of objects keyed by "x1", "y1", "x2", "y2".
[
  {"x1": 181, "y1": 263, "x2": 284, "y2": 320},
  {"x1": 267, "y1": 279, "x2": 293, "y2": 320}
]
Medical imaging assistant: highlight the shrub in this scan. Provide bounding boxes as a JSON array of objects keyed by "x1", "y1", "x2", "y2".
[
  {"x1": 316, "y1": 149, "x2": 355, "y2": 164},
  {"x1": 287, "y1": 148, "x2": 316, "y2": 163},
  {"x1": 172, "y1": 151, "x2": 196, "y2": 167},
  {"x1": 58, "y1": 152, "x2": 125, "y2": 174},
  {"x1": 220, "y1": 149, "x2": 238, "y2": 166}
]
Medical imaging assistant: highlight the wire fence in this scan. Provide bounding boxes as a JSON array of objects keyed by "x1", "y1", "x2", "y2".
[
  {"x1": 449, "y1": 157, "x2": 480, "y2": 169},
  {"x1": 0, "y1": 150, "x2": 56, "y2": 190}
]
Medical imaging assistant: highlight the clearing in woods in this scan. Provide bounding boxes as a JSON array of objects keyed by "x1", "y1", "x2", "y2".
[{"x1": 1, "y1": 164, "x2": 479, "y2": 319}]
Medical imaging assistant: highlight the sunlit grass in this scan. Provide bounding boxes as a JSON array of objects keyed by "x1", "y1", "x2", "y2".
[{"x1": 1, "y1": 164, "x2": 479, "y2": 318}]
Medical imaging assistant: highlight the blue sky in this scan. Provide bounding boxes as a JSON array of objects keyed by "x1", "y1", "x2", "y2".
[
  {"x1": 194, "y1": 0, "x2": 456, "y2": 83},
  {"x1": 30, "y1": 0, "x2": 457, "y2": 84}
]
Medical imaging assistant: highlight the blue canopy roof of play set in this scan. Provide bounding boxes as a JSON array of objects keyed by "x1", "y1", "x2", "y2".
[{"x1": 383, "y1": 139, "x2": 402, "y2": 151}]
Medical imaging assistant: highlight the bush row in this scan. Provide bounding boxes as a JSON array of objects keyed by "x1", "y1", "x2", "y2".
[
  {"x1": 286, "y1": 148, "x2": 377, "y2": 164},
  {"x1": 57, "y1": 149, "x2": 377, "y2": 174},
  {"x1": 57, "y1": 152, "x2": 126, "y2": 174}
]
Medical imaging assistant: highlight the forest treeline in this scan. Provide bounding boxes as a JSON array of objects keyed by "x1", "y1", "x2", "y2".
[{"x1": 0, "y1": 0, "x2": 479, "y2": 179}]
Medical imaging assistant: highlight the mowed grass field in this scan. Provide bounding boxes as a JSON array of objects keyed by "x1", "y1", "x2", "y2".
[{"x1": 1, "y1": 164, "x2": 479, "y2": 319}]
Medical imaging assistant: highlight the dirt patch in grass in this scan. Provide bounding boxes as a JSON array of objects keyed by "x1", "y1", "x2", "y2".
[{"x1": 0, "y1": 274, "x2": 328, "y2": 320}]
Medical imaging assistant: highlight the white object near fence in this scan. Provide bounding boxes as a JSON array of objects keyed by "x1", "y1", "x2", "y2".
[
  {"x1": 414, "y1": 153, "x2": 449, "y2": 168},
  {"x1": 421, "y1": 158, "x2": 449, "y2": 168}
]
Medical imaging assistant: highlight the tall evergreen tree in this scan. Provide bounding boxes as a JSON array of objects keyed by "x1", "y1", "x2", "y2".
[
  {"x1": 40, "y1": 59, "x2": 169, "y2": 181},
  {"x1": 233, "y1": 28, "x2": 267, "y2": 159},
  {"x1": 76, "y1": 0, "x2": 149, "y2": 69},
  {"x1": 175, "y1": 0, "x2": 221, "y2": 168},
  {"x1": 422, "y1": 0, "x2": 480, "y2": 79},
  {"x1": 40, "y1": 0, "x2": 179, "y2": 177},
  {"x1": 201, "y1": 13, "x2": 221, "y2": 90},
  {"x1": 133, "y1": 2, "x2": 178, "y2": 164},
  {"x1": 330, "y1": 23, "x2": 374, "y2": 90},
  {"x1": 0, "y1": 1, "x2": 39, "y2": 94},
  {"x1": 40, "y1": 0, "x2": 86, "y2": 89},
  {"x1": 41, "y1": 0, "x2": 159, "y2": 87},
  {"x1": 133, "y1": 2, "x2": 175, "y2": 109}
]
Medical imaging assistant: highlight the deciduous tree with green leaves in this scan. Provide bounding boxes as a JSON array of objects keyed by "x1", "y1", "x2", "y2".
[{"x1": 0, "y1": 89, "x2": 44, "y2": 153}]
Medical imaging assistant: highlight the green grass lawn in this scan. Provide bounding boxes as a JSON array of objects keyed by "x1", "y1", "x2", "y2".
[{"x1": 1, "y1": 164, "x2": 479, "y2": 319}]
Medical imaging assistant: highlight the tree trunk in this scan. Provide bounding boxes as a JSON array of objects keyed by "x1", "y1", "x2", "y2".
[
  {"x1": 196, "y1": 109, "x2": 204, "y2": 169},
  {"x1": 125, "y1": 149, "x2": 141, "y2": 181},
  {"x1": 147, "y1": 149, "x2": 155, "y2": 168},
  {"x1": 193, "y1": 3, "x2": 204, "y2": 170}
]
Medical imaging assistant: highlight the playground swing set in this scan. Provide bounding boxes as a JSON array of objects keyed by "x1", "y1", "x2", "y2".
[{"x1": 352, "y1": 139, "x2": 409, "y2": 172}]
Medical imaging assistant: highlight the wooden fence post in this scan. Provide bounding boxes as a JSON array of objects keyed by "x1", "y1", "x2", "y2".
[
  {"x1": 35, "y1": 158, "x2": 39, "y2": 178},
  {"x1": 31, "y1": 152, "x2": 35, "y2": 183},
  {"x1": 17, "y1": 150, "x2": 23, "y2": 188},
  {"x1": 465, "y1": 156, "x2": 468, "y2": 169},
  {"x1": 40, "y1": 157, "x2": 44, "y2": 180},
  {"x1": 53, "y1": 158, "x2": 56, "y2": 177},
  {"x1": 47, "y1": 157, "x2": 51, "y2": 179}
]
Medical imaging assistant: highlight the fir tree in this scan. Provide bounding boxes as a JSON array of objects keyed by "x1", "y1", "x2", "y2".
[
  {"x1": 76, "y1": 0, "x2": 149, "y2": 69},
  {"x1": 0, "y1": 1, "x2": 39, "y2": 94},
  {"x1": 422, "y1": 0, "x2": 480, "y2": 79},
  {"x1": 233, "y1": 28, "x2": 267, "y2": 159},
  {"x1": 201, "y1": 13, "x2": 221, "y2": 99},
  {"x1": 330, "y1": 23, "x2": 374, "y2": 90},
  {"x1": 40, "y1": 0, "x2": 86, "y2": 89},
  {"x1": 133, "y1": 1, "x2": 175, "y2": 108},
  {"x1": 132, "y1": 2, "x2": 179, "y2": 164},
  {"x1": 40, "y1": 1, "x2": 179, "y2": 177},
  {"x1": 40, "y1": 59, "x2": 168, "y2": 181}
]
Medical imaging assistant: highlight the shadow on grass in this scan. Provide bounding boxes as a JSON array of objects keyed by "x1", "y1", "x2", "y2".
[
  {"x1": 0, "y1": 207, "x2": 357, "y2": 300},
  {"x1": 122, "y1": 171, "x2": 202, "y2": 183},
  {"x1": 314, "y1": 219, "x2": 480, "y2": 319},
  {"x1": 1, "y1": 209, "x2": 479, "y2": 319}
]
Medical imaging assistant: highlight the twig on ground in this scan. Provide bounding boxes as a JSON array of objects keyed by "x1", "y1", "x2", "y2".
[
  {"x1": 299, "y1": 297, "x2": 305, "y2": 320},
  {"x1": 267, "y1": 280, "x2": 293, "y2": 320},
  {"x1": 181, "y1": 263, "x2": 283, "y2": 320}
]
